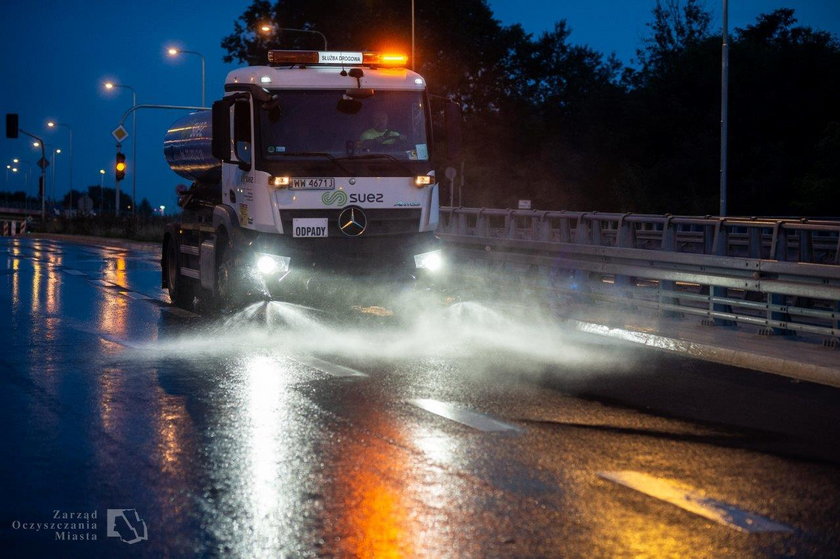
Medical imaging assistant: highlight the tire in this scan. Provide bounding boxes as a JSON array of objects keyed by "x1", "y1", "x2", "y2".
[
  {"x1": 214, "y1": 231, "x2": 245, "y2": 312},
  {"x1": 166, "y1": 237, "x2": 194, "y2": 310}
]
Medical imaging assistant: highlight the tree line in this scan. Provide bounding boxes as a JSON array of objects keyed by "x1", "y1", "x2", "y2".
[{"x1": 222, "y1": 0, "x2": 840, "y2": 216}]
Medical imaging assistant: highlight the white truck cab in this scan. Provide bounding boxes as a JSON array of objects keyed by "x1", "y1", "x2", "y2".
[{"x1": 162, "y1": 50, "x2": 459, "y2": 310}]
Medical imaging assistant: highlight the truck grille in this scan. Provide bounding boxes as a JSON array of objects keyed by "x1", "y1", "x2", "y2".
[{"x1": 279, "y1": 208, "x2": 421, "y2": 237}]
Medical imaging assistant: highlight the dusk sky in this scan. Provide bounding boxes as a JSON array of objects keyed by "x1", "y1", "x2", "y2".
[{"x1": 1, "y1": 0, "x2": 838, "y2": 211}]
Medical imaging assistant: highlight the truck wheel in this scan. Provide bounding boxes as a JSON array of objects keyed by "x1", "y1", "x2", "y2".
[
  {"x1": 214, "y1": 232, "x2": 243, "y2": 311},
  {"x1": 166, "y1": 237, "x2": 194, "y2": 310}
]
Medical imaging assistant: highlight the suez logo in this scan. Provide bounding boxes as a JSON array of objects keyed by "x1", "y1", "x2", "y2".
[{"x1": 321, "y1": 191, "x2": 384, "y2": 206}]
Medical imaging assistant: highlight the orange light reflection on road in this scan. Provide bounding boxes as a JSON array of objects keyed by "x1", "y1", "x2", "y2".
[
  {"x1": 96, "y1": 254, "x2": 130, "y2": 344},
  {"x1": 327, "y1": 428, "x2": 422, "y2": 558},
  {"x1": 340, "y1": 465, "x2": 412, "y2": 559}
]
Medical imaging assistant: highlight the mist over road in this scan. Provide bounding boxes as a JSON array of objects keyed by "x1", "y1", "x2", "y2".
[{"x1": 2, "y1": 236, "x2": 839, "y2": 557}]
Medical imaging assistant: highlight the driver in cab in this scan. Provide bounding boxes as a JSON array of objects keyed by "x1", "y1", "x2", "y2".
[{"x1": 360, "y1": 111, "x2": 406, "y2": 147}]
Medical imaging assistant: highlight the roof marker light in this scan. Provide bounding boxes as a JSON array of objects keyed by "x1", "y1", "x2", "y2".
[
  {"x1": 260, "y1": 75, "x2": 272, "y2": 83},
  {"x1": 267, "y1": 50, "x2": 408, "y2": 68},
  {"x1": 363, "y1": 52, "x2": 409, "y2": 67}
]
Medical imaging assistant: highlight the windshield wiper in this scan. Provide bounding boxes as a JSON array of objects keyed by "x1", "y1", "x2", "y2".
[
  {"x1": 275, "y1": 152, "x2": 352, "y2": 176},
  {"x1": 337, "y1": 153, "x2": 414, "y2": 176}
]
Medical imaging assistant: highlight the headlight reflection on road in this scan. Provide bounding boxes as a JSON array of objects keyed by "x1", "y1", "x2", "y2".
[{"x1": 243, "y1": 354, "x2": 291, "y2": 551}]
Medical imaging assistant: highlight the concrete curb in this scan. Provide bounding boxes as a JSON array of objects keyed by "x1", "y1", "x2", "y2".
[{"x1": 566, "y1": 317, "x2": 840, "y2": 389}]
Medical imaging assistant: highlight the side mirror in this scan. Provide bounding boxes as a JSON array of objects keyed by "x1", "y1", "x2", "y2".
[
  {"x1": 235, "y1": 141, "x2": 251, "y2": 171},
  {"x1": 211, "y1": 100, "x2": 231, "y2": 161},
  {"x1": 444, "y1": 102, "x2": 463, "y2": 161}
]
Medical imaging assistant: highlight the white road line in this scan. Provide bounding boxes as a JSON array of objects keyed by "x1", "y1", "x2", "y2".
[
  {"x1": 123, "y1": 291, "x2": 151, "y2": 300},
  {"x1": 63, "y1": 269, "x2": 87, "y2": 276},
  {"x1": 598, "y1": 471, "x2": 793, "y2": 533},
  {"x1": 294, "y1": 356, "x2": 368, "y2": 378},
  {"x1": 409, "y1": 399, "x2": 522, "y2": 433}
]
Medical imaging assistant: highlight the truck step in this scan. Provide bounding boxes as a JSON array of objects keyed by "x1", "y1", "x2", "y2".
[
  {"x1": 179, "y1": 267, "x2": 200, "y2": 279},
  {"x1": 180, "y1": 244, "x2": 200, "y2": 256}
]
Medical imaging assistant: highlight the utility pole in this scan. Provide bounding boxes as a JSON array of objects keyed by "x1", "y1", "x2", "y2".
[{"x1": 720, "y1": 0, "x2": 729, "y2": 216}]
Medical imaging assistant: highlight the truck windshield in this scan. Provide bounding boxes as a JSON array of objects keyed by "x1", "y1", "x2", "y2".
[{"x1": 259, "y1": 90, "x2": 429, "y2": 162}]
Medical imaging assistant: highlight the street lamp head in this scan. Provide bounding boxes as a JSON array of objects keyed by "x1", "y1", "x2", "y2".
[
  {"x1": 12, "y1": 158, "x2": 19, "y2": 163},
  {"x1": 167, "y1": 47, "x2": 179, "y2": 56},
  {"x1": 56, "y1": 149, "x2": 61, "y2": 154},
  {"x1": 47, "y1": 121, "x2": 56, "y2": 128},
  {"x1": 259, "y1": 23, "x2": 273, "y2": 34},
  {"x1": 104, "y1": 82, "x2": 114, "y2": 90},
  {"x1": 32, "y1": 141, "x2": 40, "y2": 148},
  {"x1": 99, "y1": 169, "x2": 105, "y2": 175}
]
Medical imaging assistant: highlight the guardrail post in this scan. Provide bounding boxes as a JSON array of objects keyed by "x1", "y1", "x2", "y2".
[
  {"x1": 748, "y1": 224, "x2": 762, "y2": 259},
  {"x1": 661, "y1": 217, "x2": 676, "y2": 251},
  {"x1": 706, "y1": 220, "x2": 735, "y2": 327},
  {"x1": 764, "y1": 223, "x2": 795, "y2": 336},
  {"x1": 798, "y1": 227, "x2": 813, "y2": 263},
  {"x1": 476, "y1": 209, "x2": 487, "y2": 237},
  {"x1": 558, "y1": 213, "x2": 571, "y2": 242},
  {"x1": 506, "y1": 210, "x2": 517, "y2": 238},
  {"x1": 771, "y1": 223, "x2": 788, "y2": 261},
  {"x1": 614, "y1": 214, "x2": 634, "y2": 296},
  {"x1": 591, "y1": 214, "x2": 603, "y2": 246},
  {"x1": 457, "y1": 210, "x2": 468, "y2": 236},
  {"x1": 657, "y1": 216, "x2": 681, "y2": 317},
  {"x1": 574, "y1": 216, "x2": 591, "y2": 244}
]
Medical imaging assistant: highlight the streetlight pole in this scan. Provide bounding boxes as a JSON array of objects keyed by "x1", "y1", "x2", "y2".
[
  {"x1": 411, "y1": 0, "x2": 415, "y2": 70},
  {"x1": 46, "y1": 121, "x2": 73, "y2": 203},
  {"x1": 99, "y1": 169, "x2": 105, "y2": 215},
  {"x1": 104, "y1": 81, "x2": 137, "y2": 216},
  {"x1": 50, "y1": 148, "x2": 61, "y2": 206},
  {"x1": 167, "y1": 48, "x2": 206, "y2": 107},
  {"x1": 720, "y1": 0, "x2": 729, "y2": 217}
]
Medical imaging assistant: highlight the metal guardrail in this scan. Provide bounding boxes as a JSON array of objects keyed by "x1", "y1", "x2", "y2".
[{"x1": 438, "y1": 208, "x2": 840, "y2": 345}]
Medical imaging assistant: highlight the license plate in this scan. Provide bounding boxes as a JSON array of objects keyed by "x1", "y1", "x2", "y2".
[
  {"x1": 292, "y1": 218, "x2": 328, "y2": 238},
  {"x1": 291, "y1": 177, "x2": 335, "y2": 190}
]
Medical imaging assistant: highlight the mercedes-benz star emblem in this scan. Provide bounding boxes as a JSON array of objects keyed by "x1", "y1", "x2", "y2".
[{"x1": 338, "y1": 205, "x2": 367, "y2": 237}]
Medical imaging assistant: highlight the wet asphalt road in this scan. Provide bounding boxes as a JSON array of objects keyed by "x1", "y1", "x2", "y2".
[{"x1": 1, "y1": 235, "x2": 840, "y2": 558}]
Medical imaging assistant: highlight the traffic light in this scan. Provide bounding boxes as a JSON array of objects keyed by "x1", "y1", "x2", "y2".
[
  {"x1": 115, "y1": 152, "x2": 126, "y2": 181},
  {"x1": 5, "y1": 113, "x2": 19, "y2": 138}
]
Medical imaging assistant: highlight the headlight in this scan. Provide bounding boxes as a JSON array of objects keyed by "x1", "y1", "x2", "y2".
[
  {"x1": 255, "y1": 253, "x2": 290, "y2": 275},
  {"x1": 414, "y1": 249, "x2": 443, "y2": 272}
]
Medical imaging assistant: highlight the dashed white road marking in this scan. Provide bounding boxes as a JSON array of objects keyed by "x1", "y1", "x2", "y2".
[
  {"x1": 63, "y1": 269, "x2": 87, "y2": 276},
  {"x1": 294, "y1": 356, "x2": 368, "y2": 378},
  {"x1": 598, "y1": 471, "x2": 793, "y2": 533},
  {"x1": 123, "y1": 291, "x2": 151, "y2": 300},
  {"x1": 409, "y1": 399, "x2": 522, "y2": 433}
]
